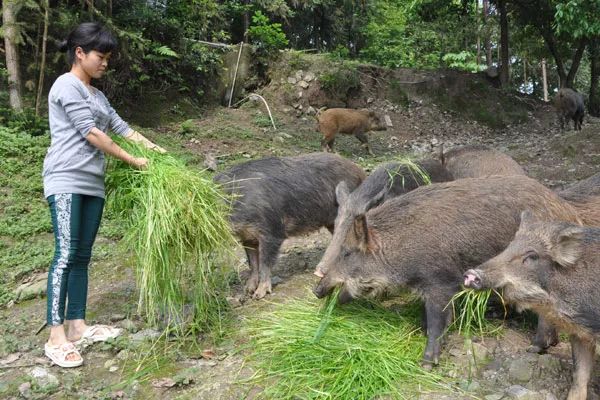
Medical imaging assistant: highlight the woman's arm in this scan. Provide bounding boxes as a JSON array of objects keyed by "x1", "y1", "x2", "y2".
[
  {"x1": 86, "y1": 127, "x2": 148, "y2": 169},
  {"x1": 123, "y1": 129, "x2": 167, "y2": 153}
]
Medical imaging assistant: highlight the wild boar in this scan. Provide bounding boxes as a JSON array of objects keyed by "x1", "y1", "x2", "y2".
[
  {"x1": 317, "y1": 108, "x2": 387, "y2": 155},
  {"x1": 214, "y1": 153, "x2": 365, "y2": 299},
  {"x1": 441, "y1": 144, "x2": 526, "y2": 178},
  {"x1": 554, "y1": 88, "x2": 585, "y2": 131},
  {"x1": 314, "y1": 175, "x2": 582, "y2": 366},
  {"x1": 558, "y1": 172, "x2": 600, "y2": 202},
  {"x1": 314, "y1": 158, "x2": 453, "y2": 277},
  {"x1": 464, "y1": 212, "x2": 600, "y2": 400}
]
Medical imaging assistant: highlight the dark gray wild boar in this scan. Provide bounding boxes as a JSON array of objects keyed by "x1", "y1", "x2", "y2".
[
  {"x1": 558, "y1": 172, "x2": 600, "y2": 202},
  {"x1": 313, "y1": 176, "x2": 582, "y2": 366},
  {"x1": 215, "y1": 153, "x2": 366, "y2": 299},
  {"x1": 464, "y1": 212, "x2": 600, "y2": 400},
  {"x1": 317, "y1": 108, "x2": 387, "y2": 155},
  {"x1": 554, "y1": 88, "x2": 585, "y2": 131},
  {"x1": 441, "y1": 144, "x2": 526, "y2": 178},
  {"x1": 314, "y1": 158, "x2": 453, "y2": 277}
]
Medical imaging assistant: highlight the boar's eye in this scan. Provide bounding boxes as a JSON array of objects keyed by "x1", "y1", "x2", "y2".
[
  {"x1": 341, "y1": 248, "x2": 351, "y2": 259},
  {"x1": 522, "y1": 251, "x2": 539, "y2": 265}
]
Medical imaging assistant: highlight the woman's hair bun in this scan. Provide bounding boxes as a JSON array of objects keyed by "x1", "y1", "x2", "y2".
[{"x1": 58, "y1": 40, "x2": 69, "y2": 52}]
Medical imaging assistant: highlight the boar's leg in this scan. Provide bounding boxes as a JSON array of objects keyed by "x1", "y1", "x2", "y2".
[
  {"x1": 321, "y1": 136, "x2": 335, "y2": 153},
  {"x1": 252, "y1": 236, "x2": 284, "y2": 300},
  {"x1": 355, "y1": 132, "x2": 374, "y2": 155},
  {"x1": 528, "y1": 316, "x2": 559, "y2": 353},
  {"x1": 422, "y1": 295, "x2": 452, "y2": 368},
  {"x1": 567, "y1": 335, "x2": 595, "y2": 400},
  {"x1": 243, "y1": 241, "x2": 260, "y2": 295}
]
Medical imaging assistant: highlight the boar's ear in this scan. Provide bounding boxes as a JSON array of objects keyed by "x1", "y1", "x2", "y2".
[
  {"x1": 335, "y1": 181, "x2": 350, "y2": 206},
  {"x1": 361, "y1": 188, "x2": 386, "y2": 213},
  {"x1": 519, "y1": 210, "x2": 537, "y2": 229},
  {"x1": 552, "y1": 227, "x2": 585, "y2": 267},
  {"x1": 353, "y1": 214, "x2": 378, "y2": 253}
]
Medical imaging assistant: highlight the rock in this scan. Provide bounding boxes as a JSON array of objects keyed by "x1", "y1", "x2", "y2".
[
  {"x1": 295, "y1": 70, "x2": 304, "y2": 80},
  {"x1": 505, "y1": 385, "x2": 544, "y2": 400},
  {"x1": 292, "y1": 103, "x2": 301, "y2": 109},
  {"x1": 203, "y1": 153, "x2": 218, "y2": 171},
  {"x1": 279, "y1": 132, "x2": 292, "y2": 139},
  {"x1": 226, "y1": 296, "x2": 243, "y2": 308},
  {"x1": 15, "y1": 278, "x2": 47, "y2": 302},
  {"x1": 298, "y1": 80, "x2": 309, "y2": 89},
  {"x1": 196, "y1": 359, "x2": 218, "y2": 367},
  {"x1": 117, "y1": 350, "x2": 130, "y2": 361},
  {"x1": 130, "y1": 328, "x2": 161, "y2": 343},
  {"x1": 274, "y1": 136, "x2": 285, "y2": 143},
  {"x1": 283, "y1": 107, "x2": 292, "y2": 113},
  {"x1": 19, "y1": 382, "x2": 32, "y2": 399},
  {"x1": 538, "y1": 354, "x2": 561, "y2": 373},
  {"x1": 508, "y1": 358, "x2": 533, "y2": 382},
  {"x1": 29, "y1": 366, "x2": 59, "y2": 389},
  {"x1": 485, "y1": 393, "x2": 505, "y2": 400},
  {"x1": 306, "y1": 106, "x2": 316, "y2": 115},
  {"x1": 104, "y1": 359, "x2": 117, "y2": 369},
  {"x1": 367, "y1": 97, "x2": 374, "y2": 104},
  {"x1": 304, "y1": 72, "x2": 315, "y2": 82},
  {"x1": 117, "y1": 319, "x2": 138, "y2": 333},
  {"x1": 109, "y1": 314, "x2": 126, "y2": 323},
  {"x1": 287, "y1": 77, "x2": 297, "y2": 84},
  {"x1": 297, "y1": 91, "x2": 303, "y2": 99},
  {"x1": 271, "y1": 276, "x2": 284, "y2": 286},
  {"x1": 459, "y1": 380, "x2": 480, "y2": 391}
]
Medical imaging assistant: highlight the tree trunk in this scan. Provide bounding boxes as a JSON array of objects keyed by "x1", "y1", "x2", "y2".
[
  {"x1": 564, "y1": 37, "x2": 587, "y2": 88},
  {"x1": 2, "y1": 0, "x2": 23, "y2": 111},
  {"x1": 476, "y1": 0, "x2": 481, "y2": 65},
  {"x1": 498, "y1": 0, "x2": 509, "y2": 85},
  {"x1": 35, "y1": 0, "x2": 49, "y2": 116},
  {"x1": 589, "y1": 38, "x2": 600, "y2": 117},
  {"x1": 483, "y1": 0, "x2": 492, "y2": 66},
  {"x1": 542, "y1": 59, "x2": 549, "y2": 102}
]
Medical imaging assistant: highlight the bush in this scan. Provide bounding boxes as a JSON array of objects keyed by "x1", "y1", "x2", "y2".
[
  {"x1": 0, "y1": 108, "x2": 49, "y2": 137},
  {"x1": 319, "y1": 64, "x2": 361, "y2": 102}
]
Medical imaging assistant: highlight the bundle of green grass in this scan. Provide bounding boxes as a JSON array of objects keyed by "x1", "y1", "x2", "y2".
[
  {"x1": 106, "y1": 140, "x2": 236, "y2": 334},
  {"x1": 243, "y1": 289, "x2": 453, "y2": 399}
]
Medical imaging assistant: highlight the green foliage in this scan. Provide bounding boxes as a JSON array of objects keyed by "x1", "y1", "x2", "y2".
[
  {"x1": 442, "y1": 51, "x2": 486, "y2": 73},
  {"x1": 555, "y1": 0, "x2": 600, "y2": 38},
  {"x1": 0, "y1": 108, "x2": 49, "y2": 137},
  {"x1": 247, "y1": 11, "x2": 289, "y2": 53},
  {"x1": 320, "y1": 63, "x2": 361, "y2": 102}
]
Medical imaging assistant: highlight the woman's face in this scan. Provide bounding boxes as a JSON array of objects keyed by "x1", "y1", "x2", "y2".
[{"x1": 75, "y1": 47, "x2": 111, "y2": 79}]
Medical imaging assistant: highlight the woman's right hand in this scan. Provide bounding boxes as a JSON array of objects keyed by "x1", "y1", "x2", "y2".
[{"x1": 131, "y1": 157, "x2": 149, "y2": 170}]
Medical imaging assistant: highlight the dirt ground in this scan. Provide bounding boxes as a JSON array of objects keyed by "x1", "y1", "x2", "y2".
[{"x1": 1, "y1": 66, "x2": 600, "y2": 400}]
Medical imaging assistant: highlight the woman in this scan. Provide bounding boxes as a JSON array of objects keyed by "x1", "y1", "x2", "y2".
[{"x1": 43, "y1": 22, "x2": 165, "y2": 367}]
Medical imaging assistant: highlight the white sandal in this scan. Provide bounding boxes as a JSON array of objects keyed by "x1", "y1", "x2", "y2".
[
  {"x1": 73, "y1": 324, "x2": 122, "y2": 345},
  {"x1": 44, "y1": 342, "x2": 83, "y2": 368}
]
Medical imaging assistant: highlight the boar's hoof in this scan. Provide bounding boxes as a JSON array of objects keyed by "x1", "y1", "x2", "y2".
[
  {"x1": 420, "y1": 360, "x2": 435, "y2": 371},
  {"x1": 244, "y1": 275, "x2": 259, "y2": 295},
  {"x1": 252, "y1": 281, "x2": 272, "y2": 300}
]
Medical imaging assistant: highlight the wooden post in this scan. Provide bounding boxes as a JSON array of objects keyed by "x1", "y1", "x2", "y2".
[
  {"x1": 35, "y1": 0, "x2": 49, "y2": 116},
  {"x1": 542, "y1": 59, "x2": 548, "y2": 102}
]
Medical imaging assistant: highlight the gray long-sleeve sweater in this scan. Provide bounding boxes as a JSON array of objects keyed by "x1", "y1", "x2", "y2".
[{"x1": 43, "y1": 72, "x2": 130, "y2": 199}]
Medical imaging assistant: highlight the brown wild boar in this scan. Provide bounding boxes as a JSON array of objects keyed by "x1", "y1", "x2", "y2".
[
  {"x1": 441, "y1": 144, "x2": 526, "y2": 178},
  {"x1": 317, "y1": 108, "x2": 387, "y2": 155},
  {"x1": 554, "y1": 88, "x2": 585, "y2": 131},
  {"x1": 314, "y1": 176, "x2": 582, "y2": 366},
  {"x1": 214, "y1": 153, "x2": 365, "y2": 299},
  {"x1": 464, "y1": 212, "x2": 600, "y2": 400}
]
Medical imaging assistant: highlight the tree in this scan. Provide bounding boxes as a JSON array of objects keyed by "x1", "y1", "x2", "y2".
[
  {"x1": 555, "y1": 0, "x2": 600, "y2": 115},
  {"x1": 2, "y1": 0, "x2": 24, "y2": 111},
  {"x1": 497, "y1": 0, "x2": 510, "y2": 85},
  {"x1": 35, "y1": 0, "x2": 49, "y2": 116}
]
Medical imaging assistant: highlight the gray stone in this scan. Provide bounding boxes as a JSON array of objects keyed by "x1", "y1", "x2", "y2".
[
  {"x1": 508, "y1": 358, "x2": 533, "y2": 382},
  {"x1": 298, "y1": 80, "x2": 310, "y2": 89},
  {"x1": 279, "y1": 132, "x2": 293, "y2": 139},
  {"x1": 117, "y1": 349, "x2": 130, "y2": 361},
  {"x1": 297, "y1": 91, "x2": 303, "y2": 99},
  {"x1": 485, "y1": 393, "x2": 505, "y2": 400},
  {"x1": 295, "y1": 70, "x2": 304, "y2": 80},
  {"x1": 110, "y1": 314, "x2": 126, "y2": 322},
  {"x1": 287, "y1": 77, "x2": 297, "y2": 84},
  {"x1": 117, "y1": 319, "x2": 138, "y2": 333},
  {"x1": 304, "y1": 72, "x2": 315, "y2": 82},
  {"x1": 505, "y1": 385, "x2": 543, "y2": 400},
  {"x1": 18, "y1": 382, "x2": 32, "y2": 399},
  {"x1": 538, "y1": 354, "x2": 561, "y2": 373},
  {"x1": 29, "y1": 366, "x2": 59, "y2": 389},
  {"x1": 226, "y1": 296, "x2": 243, "y2": 308},
  {"x1": 104, "y1": 359, "x2": 117, "y2": 369},
  {"x1": 130, "y1": 328, "x2": 161, "y2": 343},
  {"x1": 271, "y1": 276, "x2": 284, "y2": 286},
  {"x1": 15, "y1": 278, "x2": 47, "y2": 302},
  {"x1": 306, "y1": 106, "x2": 316, "y2": 115}
]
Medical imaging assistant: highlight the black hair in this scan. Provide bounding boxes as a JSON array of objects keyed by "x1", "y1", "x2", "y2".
[{"x1": 58, "y1": 22, "x2": 117, "y2": 65}]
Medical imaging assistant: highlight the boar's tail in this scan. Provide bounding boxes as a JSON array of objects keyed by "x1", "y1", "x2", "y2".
[{"x1": 567, "y1": 195, "x2": 600, "y2": 226}]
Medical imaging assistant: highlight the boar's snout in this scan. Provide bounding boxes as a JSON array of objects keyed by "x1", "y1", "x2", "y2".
[
  {"x1": 463, "y1": 269, "x2": 483, "y2": 290},
  {"x1": 313, "y1": 277, "x2": 335, "y2": 298}
]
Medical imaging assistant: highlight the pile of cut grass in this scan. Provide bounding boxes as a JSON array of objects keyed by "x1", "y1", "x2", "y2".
[
  {"x1": 106, "y1": 140, "x2": 236, "y2": 335},
  {"x1": 243, "y1": 290, "x2": 453, "y2": 399},
  {"x1": 386, "y1": 157, "x2": 432, "y2": 189}
]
